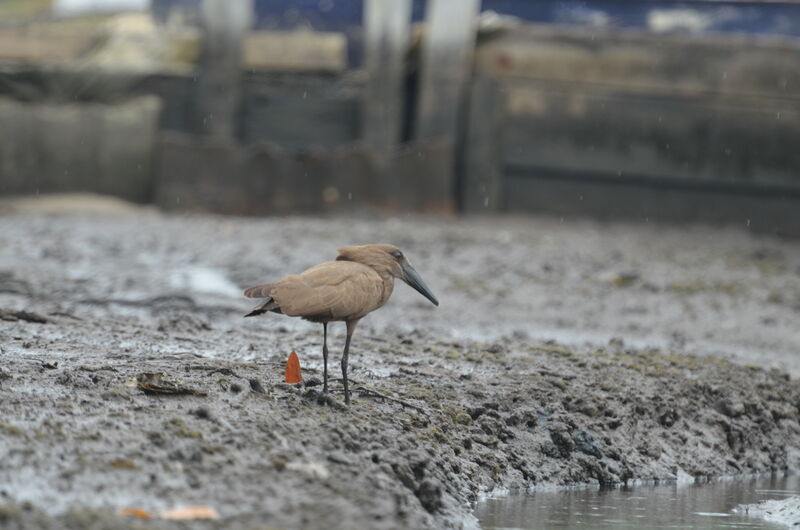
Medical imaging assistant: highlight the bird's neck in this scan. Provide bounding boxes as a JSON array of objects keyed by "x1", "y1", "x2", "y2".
[
  {"x1": 380, "y1": 274, "x2": 395, "y2": 305},
  {"x1": 348, "y1": 259, "x2": 396, "y2": 304}
]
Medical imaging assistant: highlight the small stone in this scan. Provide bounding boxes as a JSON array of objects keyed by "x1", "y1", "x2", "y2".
[
  {"x1": 249, "y1": 379, "x2": 266, "y2": 394},
  {"x1": 658, "y1": 407, "x2": 679, "y2": 427},
  {"x1": 573, "y1": 429, "x2": 602, "y2": 458},
  {"x1": 718, "y1": 399, "x2": 745, "y2": 418},
  {"x1": 608, "y1": 337, "x2": 625, "y2": 350},
  {"x1": 485, "y1": 343, "x2": 504, "y2": 354},
  {"x1": 327, "y1": 451, "x2": 351, "y2": 466},
  {"x1": 453, "y1": 412, "x2": 472, "y2": 425},
  {"x1": 548, "y1": 423, "x2": 574, "y2": 458},
  {"x1": 192, "y1": 407, "x2": 213, "y2": 421},
  {"x1": 415, "y1": 479, "x2": 442, "y2": 513},
  {"x1": 303, "y1": 377, "x2": 321, "y2": 388},
  {"x1": 611, "y1": 272, "x2": 639, "y2": 288},
  {"x1": 467, "y1": 406, "x2": 486, "y2": 420}
]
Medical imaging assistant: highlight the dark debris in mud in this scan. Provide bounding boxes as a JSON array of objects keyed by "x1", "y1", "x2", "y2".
[
  {"x1": 134, "y1": 372, "x2": 208, "y2": 396},
  {"x1": 0, "y1": 308, "x2": 49, "y2": 324}
]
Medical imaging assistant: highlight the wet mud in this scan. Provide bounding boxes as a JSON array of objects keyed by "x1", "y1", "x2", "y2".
[
  {"x1": 737, "y1": 495, "x2": 800, "y2": 527},
  {"x1": 1, "y1": 201, "x2": 799, "y2": 528}
]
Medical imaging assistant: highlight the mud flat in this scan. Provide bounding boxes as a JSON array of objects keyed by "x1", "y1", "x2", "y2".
[
  {"x1": 1, "y1": 203, "x2": 799, "y2": 528},
  {"x1": 736, "y1": 496, "x2": 800, "y2": 527}
]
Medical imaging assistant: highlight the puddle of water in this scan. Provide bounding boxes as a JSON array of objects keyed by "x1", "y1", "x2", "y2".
[
  {"x1": 475, "y1": 474, "x2": 799, "y2": 529},
  {"x1": 167, "y1": 266, "x2": 242, "y2": 298}
]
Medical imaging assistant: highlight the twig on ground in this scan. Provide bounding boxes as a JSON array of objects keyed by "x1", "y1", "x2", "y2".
[
  {"x1": 0, "y1": 309, "x2": 48, "y2": 324},
  {"x1": 353, "y1": 385, "x2": 428, "y2": 414}
]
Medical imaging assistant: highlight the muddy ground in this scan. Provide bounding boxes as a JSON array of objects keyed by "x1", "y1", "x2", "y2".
[
  {"x1": 1, "y1": 196, "x2": 799, "y2": 529},
  {"x1": 737, "y1": 495, "x2": 800, "y2": 527}
]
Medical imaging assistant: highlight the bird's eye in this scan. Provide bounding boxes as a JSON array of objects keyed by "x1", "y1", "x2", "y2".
[{"x1": 391, "y1": 251, "x2": 402, "y2": 259}]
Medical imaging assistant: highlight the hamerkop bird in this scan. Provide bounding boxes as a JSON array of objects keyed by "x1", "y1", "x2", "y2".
[{"x1": 244, "y1": 244, "x2": 439, "y2": 406}]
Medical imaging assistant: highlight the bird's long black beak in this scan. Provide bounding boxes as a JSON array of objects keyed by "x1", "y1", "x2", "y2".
[{"x1": 402, "y1": 261, "x2": 439, "y2": 306}]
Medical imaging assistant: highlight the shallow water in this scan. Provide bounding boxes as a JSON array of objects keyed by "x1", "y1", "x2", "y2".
[{"x1": 476, "y1": 474, "x2": 799, "y2": 529}]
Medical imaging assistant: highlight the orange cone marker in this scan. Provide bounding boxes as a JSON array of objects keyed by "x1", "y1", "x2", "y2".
[{"x1": 285, "y1": 350, "x2": 302, "y2": 384}]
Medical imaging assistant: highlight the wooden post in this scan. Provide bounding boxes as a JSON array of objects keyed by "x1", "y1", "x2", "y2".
[
  {"x1": 194, "y1": 0, "x2": 253, "y2": 138},
  {"x1": 414, "y1": 0, "x2": 480, "y2": 141},
  {"x1": 461, "y1": 75, "x2": 506, "y2": 212},
  {"x1": 362, "y1": 0, "x2": 412, "y2": 163}
]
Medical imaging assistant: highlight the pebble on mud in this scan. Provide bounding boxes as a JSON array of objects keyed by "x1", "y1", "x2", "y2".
[
  {"x1": 248, "y1": 379, "x2": 266, "y2": 394},
  {"x1": 453, "y1": 412, "x2": 472, "y2": 425},
  {"x1": 191, "y1": 407, "x2": 213, "y2": 421},
  {"x1": 573, "y1": 429, "x2": 603, "y2": 458},
  {"x1": 415, "y1": 479, "x2": 443, "y2": 513},
  {"x1": 718, "y1": 399, "x2": 746, "y2": 418},
  {"x1": 548, "y1": 423, "x2": 575, "y2": 458}
]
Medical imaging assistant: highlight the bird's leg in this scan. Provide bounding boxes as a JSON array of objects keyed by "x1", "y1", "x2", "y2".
[
  {"x1": 322, "y1": 322, "x2": 329, "y2": 394},
  {"x1": 341, "y1": 331, "x2": 352, "y2": 406},
  {"x1": 341, "y1": 319, "x2": 359, "y2": 407}
]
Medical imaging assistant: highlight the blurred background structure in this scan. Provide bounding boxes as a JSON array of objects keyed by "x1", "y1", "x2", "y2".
[{"x1": 1, "y1": 0, "x2": 799, "y2": 232}]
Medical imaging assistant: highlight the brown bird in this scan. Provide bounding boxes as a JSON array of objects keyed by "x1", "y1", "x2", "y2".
[{"x1": 244, "y1": 244, "x2": 439, "y2": 405}]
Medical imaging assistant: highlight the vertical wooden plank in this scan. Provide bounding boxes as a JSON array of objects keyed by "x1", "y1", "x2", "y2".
[
  {"x1": 362, "y1": 0, "x2": 412, "y2": 163},
  {"x1": 460, "y1": 75, "x2": 506, "y2": 212},
  {"x1": 194, "y1": 0, "x2": 253, "y2": 138},
  {"x1": 414, "y1": 0, "x2": 480, "y2": 141}
]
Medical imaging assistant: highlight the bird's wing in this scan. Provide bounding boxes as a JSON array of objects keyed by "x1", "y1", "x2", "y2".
[
  {"x1": 271, "y1": 261, "x2": 385, "y2": 320},
  {"x1": 243, "y1": 283, "x2": 274, "y2": 299}
]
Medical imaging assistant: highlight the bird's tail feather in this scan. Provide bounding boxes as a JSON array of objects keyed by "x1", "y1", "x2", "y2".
[{"x1": 244, "y1": 298, "x2": 279, "y2": 317}]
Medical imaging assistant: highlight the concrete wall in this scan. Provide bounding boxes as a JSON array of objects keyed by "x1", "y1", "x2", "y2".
[
  {"x1": 154, "y1": 133, "x2": 454, "y2": 215},
  {"x1": 0, "y1": 96, "x2": 161, "y2": 202}
]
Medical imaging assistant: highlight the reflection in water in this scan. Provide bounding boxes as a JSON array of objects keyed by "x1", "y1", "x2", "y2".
[{"x1": 476, "y1": 474, "x2": 799, "y2": 529}]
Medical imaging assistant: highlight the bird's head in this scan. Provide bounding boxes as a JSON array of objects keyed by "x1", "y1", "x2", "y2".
[{"x1": 336, "y1": 244, "x2": 439, "y2": 306}]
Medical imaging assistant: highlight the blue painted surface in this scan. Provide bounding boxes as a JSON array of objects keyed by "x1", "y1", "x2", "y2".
[
  {"x1": 249, "y1": 0, "x2": 800, "y2": 65},
  {"x1": 252, "y1": 0, "x2": 800, "y2": 36},
  {"x1": 151, "y1": 0, "x2": 800, "y2": 65},
  {"x1": 482, "y1": 0, "x2": 800, "y2": 36}
]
